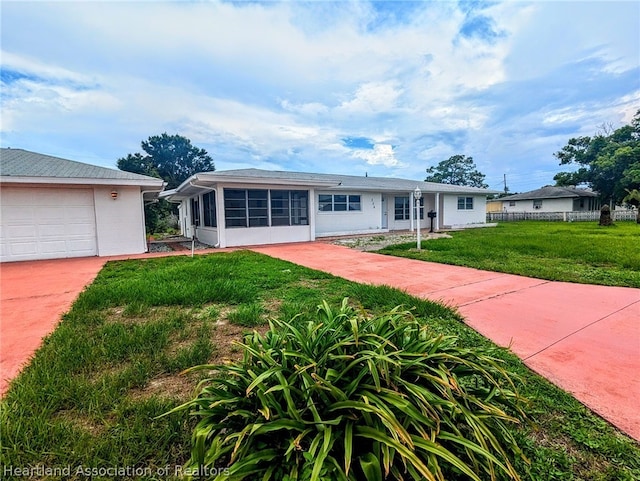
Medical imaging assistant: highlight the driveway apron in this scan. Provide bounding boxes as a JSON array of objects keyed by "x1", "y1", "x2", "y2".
[
  {"x1": 0, "y1": 257, "x2": 107, "y2": 395},
  {"x1": 251, "y1": 242, "x2": 640, "y2": 441}
]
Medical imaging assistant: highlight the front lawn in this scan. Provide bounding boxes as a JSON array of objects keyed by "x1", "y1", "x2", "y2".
[
  {"x1": 379, "y1": 221, "x2": 640, "y2": 288},
  {"x1": 1, "y1": 251, "x2": 638, "y2": 480}
]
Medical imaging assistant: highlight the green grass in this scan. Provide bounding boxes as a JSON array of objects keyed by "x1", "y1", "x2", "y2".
[
  {"x1": 379, "y1": 221, "x2": 640, "y2": 288},
  {"x1": 1, "y1": 251, "x2": 638, "y2": 480}
]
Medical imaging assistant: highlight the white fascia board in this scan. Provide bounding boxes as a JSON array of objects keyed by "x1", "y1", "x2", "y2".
[
  {"x1": 195, "y1": 172, "x2": 339, "y2": 188},
  {"x1": 0, "y1": 176, "x2": 165, "y2": 188}
]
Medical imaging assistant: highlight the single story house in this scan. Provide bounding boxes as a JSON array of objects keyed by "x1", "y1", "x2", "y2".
[
  {"x1": 161, "y1": 168, "x2": 497, "y2": 248},
  {"x1": 0, "y1": 148, "x2": 165, "y2": 262},
  {"x1": 499, "y1": 186, "x2": 600, "y2": 213}
]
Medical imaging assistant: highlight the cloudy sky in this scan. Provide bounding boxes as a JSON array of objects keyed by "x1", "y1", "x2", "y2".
[{"x1": 1, "y1": 1, "x2": 638, "y2": 192}]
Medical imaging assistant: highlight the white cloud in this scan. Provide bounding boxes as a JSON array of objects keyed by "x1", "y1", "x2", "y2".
[
  {"x1": 0, "y1": 0, "x2": 637, "y2": 190},
  {"x1": 351, "y1": 144, "x2": 400, "y2": 167},
  {"x1": 338, "y1": 81, "x2": 404, "y2": 114}
]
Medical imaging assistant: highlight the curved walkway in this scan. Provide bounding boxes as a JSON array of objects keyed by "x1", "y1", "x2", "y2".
[{"x1": 251, "y1": 242, "x2": 640, "y2": 441}]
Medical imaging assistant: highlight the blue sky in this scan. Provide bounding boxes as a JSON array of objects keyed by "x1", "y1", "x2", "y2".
[{"x1": 1, "y1": 1, "x2": 638, "y2": 192}]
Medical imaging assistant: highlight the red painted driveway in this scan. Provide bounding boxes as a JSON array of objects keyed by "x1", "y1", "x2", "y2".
[
  {"x1": 251, "y1": 242, "x2": 640, "y2": 441},
  {"x1": 0, "y1": 257, "x2": 106, "y2": 395}
]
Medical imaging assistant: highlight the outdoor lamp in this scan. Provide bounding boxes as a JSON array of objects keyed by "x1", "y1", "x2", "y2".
[
  {"x1": 111, "y1": 189, "x2": 118, "y2": 200},
  {"x1": 414, "y1": 186, "x2": 422, "y2": 250}
]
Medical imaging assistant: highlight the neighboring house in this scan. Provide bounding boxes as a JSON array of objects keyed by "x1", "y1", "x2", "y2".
[
  {"x1": 160, "y1": 168, "x2": 497, "y2": 249},
  {"x1": 486, "y1": 199, "x2": 504, "y2": 213},
  {"x1": 499, "y1": 186, "x2": 600, "y2": 213},
  {"x1": 0, "y1": 148, "x2": 165, "y2": 262}
]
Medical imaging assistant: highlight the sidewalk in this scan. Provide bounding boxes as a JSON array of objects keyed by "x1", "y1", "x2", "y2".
[{"x1": 251, "y1": 242, "x2": 640, "y2": 441}]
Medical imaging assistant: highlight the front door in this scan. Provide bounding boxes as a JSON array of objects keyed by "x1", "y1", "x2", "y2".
[{"x1": 381, "y1": 196, "x2": 388, "y2": 229}]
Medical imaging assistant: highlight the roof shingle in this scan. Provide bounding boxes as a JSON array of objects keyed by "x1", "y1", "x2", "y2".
[
  {"x1": 500, "y1": 186, "x2": 598, "y2": 201},
  {"x1": 0, "y1": 148, "x2": 163, "y2": 183}
]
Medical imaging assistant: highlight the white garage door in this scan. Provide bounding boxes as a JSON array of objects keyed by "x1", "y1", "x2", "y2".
[{"x1": 0, "y1": 187, "x2": 97, "y2": 262}]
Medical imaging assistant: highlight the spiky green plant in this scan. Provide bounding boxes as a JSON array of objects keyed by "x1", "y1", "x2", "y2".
[{"x1": 170, "y1": 299, "x2": 528, "y2": 480}]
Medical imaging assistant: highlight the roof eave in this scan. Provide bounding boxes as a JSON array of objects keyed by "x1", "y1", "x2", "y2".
[
  {"x1": 0, "y1": 176, "x2": 165, "y2": 188},
  {"x1": 196, "y1": 172, "x2": 340, "y2": 188}
]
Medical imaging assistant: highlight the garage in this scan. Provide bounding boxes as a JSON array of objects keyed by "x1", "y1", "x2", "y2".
[
  {"x1": 0, "y1": 148, "x2": 165, "y2": 262},
  {"x1": 1, "y1": 187, "x2": 98, "y2": 262}
]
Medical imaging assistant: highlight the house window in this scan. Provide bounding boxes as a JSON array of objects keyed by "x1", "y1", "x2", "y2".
[
  {"x1": 457, "y1": 197, "x2": 474, "y2": 210},
  {"x1": 318, "y1": 194, "x2": 361, "y2": 212},
  {"x1": 509, "y1": 201, "x2": 516, "y2": 207},
  {"x1": 271, "y1": 190, "x2": 309, "y2": 226},
  {"x1": 394, "y1": 196, "x2": 424, "y2": 220},
  {"x1": 533, "y1": 200, "x2": 542, "y2": 210},
  {"x1": 395, "y1": 196, "x2": 409, "y2": 220},
  {"x1": 190, "y1": 198, "x2": 200, "y2": 226},
  {"x1": 225, "y1": 189, "x2": 309, "y2": 228},
  {"x1": 224, "y1": 189, "x2": 248, "y2": 227},
  {"x1": 203, "y1": 191, "x2": 217, "y2": 227},
  {"x1": 248, "y1": 190, "x2": 268, "y2": 227}
]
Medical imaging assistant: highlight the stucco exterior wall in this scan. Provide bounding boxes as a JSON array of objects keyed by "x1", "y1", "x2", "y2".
[
  {"x1": 93, "y1": 186, "x2": 147, "y2": 256},
  {"x1": 176, "y1": 186, "x2": 491, "y2": 248},
  {"x1": 502, "y1": 198, "x2": 572, "y2": 213},
  {"x1": 440, "y1": 194, "x2": 487, "y2": 228},
  {"x1": 315, "y1": 191, "x2": 384, "y2": 236},
  {"x1": 225, "y1": 225, "x2": 313, "y2": 247}
]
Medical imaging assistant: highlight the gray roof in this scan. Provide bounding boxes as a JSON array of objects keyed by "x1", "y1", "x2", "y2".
[
  {"x1": 0, "y1": 148, "x2": 164, "y2": 185},
  {"x1": 171, "y1": 168, "x2": 497, "y2": 196},
  {"x1": 501, "y1": 186, "x2": 598, "y2": 201}
]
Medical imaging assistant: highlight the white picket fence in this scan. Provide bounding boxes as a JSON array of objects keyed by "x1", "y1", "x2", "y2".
[{"x1": 486, "y1": 209, "x2": 638, "y2": 222}]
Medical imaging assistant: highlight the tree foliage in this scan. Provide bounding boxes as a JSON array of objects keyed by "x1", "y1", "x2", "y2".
[
  {"x1": 117, "y1": 133, "x2": 214, "y2": 233},
  {"x1": 622, "y1": 188, "x2": 640, "y2": 223},
  {"x1": 118, "y1": 133, "x2": 214, "y2": 190},
  {"x1": 425, "y1": 155, "x2": 488, "y2": 188},
  {"x1": 553, "y1": 110, "x2": 640, "y2": 204}
]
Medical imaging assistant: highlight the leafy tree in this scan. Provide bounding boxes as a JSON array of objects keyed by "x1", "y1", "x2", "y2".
[
  {"x1": 554, "y1": 110, "x2": 640, "y2": 205},
  {"x1": 425, "y1": 155, "x2": 488, "y2": 188},
  {"x1": 118, "y1": 133, "x2": 214, "y2": 233},
  {"x1": 118, "y1": 133, "x2": 214, "y2": 190},
  {"x1": 622, "y1": 188, "x2": 640, "y2": 223}
]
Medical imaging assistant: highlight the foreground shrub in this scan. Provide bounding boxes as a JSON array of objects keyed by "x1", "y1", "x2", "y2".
[{"x1": 171, "y1": 300, "x2": 528, "y2": 480}]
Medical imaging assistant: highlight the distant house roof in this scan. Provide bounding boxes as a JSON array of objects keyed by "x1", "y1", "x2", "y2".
[
  {"x1": 163, "y1": 168, "x2": 499, "y2": 199},
  {"x1": 0, "y1": 148, "x2": 164, "y2": 187},
  {"x1": 501, "y1": 186, "x2": 598, "y2": 201}
]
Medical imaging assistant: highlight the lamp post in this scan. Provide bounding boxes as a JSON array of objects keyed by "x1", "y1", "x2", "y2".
[{"x1": 414, "y1": 186, "x2": 422, "y2": 250}]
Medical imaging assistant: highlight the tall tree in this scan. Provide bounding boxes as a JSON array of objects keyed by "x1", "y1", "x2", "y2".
[
  {"x1": 554, "y1": 110, "x2": 640, "y2": 205},
  {"x1": 118, "y1": 133, "x2": 214, "y2": 233},
  {"x1": 118, "y1": 133, "x2": 214, "y2": 190},
  {"x1": 425, "y1": 155, "x2": 488, "y2": 188}
]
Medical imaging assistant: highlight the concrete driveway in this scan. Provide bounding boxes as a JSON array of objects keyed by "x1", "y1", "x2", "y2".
[
  {"x1": 0, "y1": 257, "x2": 106, "y2": 394},
  {"x1": 252, "y1": 242, "x2": 640, "y2": 441}
]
